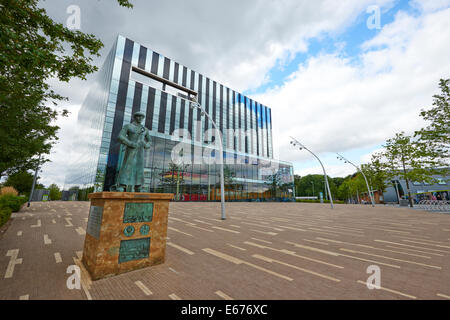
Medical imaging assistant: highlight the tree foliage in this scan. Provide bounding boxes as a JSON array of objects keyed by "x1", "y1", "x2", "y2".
[
  {"x1": 48, "y1": 183, "x2": 62, "y2": 201},
  {"x1": 376, "y1": 132, "x2": 445, "y2": 207},
  {"x1": 414, "y1": 78, "x2": 449, "y2": 162},
  {"x1": 3, "y1": 171, "x2": 36, "y2": 196},
  {"x1": 294, "y1": 174, "x2": 337, "y2": 199},
  {"x1": 0, "y1": 0, "x2": 132, "y2": 178}
]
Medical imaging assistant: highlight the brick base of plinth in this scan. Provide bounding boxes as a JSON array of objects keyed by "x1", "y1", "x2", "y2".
[{"x1": 82, "y1": 192, "x2": 173, "y2": 280}]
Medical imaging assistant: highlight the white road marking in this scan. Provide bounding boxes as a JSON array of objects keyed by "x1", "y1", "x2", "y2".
[
  {"x1": 135, "y1": 281, "x2": 153, "y2": 295},
  {"x1": 52, "y1": 219, "x2": 56, "y2": 224},
  {"x1": 212, "y1": 226, "x2": 240, "y2": 234},
  {"x1": 248, "y1": 241, "x2": 343, "y2": 269},
  {"x1": 17, "y1": 231, "x2": 22, "y2": 236},
  {"x1": 339, "y1": 248, "x2": 441, "y2": 269},
  {"x1": 65, "y1": 218, "x2": 73, "y2": 227},
  {"x1": 193, "y1": 219, "x2": 213, "y2": 225},
  {"x1": 202, "y1": 248, "x2": 293, "y2": 281},
  {"x1": 241, "y1": 221, "x2": 284, "y2": 231},
  {"x1": 168, "y1": 227, "x2": 193, "y2": 237},
  {"x1": 253, "y1": 254, "x2": 341, "y2": 282},
  {"x1": 374, "y1": 240, "x2": 450, "y2": 254},
  {"x1": 284, "y1": 241, "x2": 400, "y2": 268},
  {"x1": 303, "y1": 239, "x2": 328, "y2": 245},
  {"x1": 437, "y1": 293, "x2": 450, "y2": 299},
  {"x1": 76, "y1": 227, "x2": 86, "y2": 235},
  {"x1": 167, "y1": 242, "x2": 195, "y2": 255},
  {"x1": 402, "y1": 239, "x2": 450, "y2": 249},
  {"x1": 169, "y1": 267, "x2": 179, "y2": 274},
  {"x1": 215, "y1": 290, "x2": 234, "y2": 300},
  {"x1": 356, "y1": 280, "x2": 416, "y2": 299},
  {"x1": 19, "y1": 295, "x2": 29, "y2": 300},
  {"x1": 5, "y1": 249, "x2": 22, "y2": 278},
  {"x1": 30, "y1": 219, "x2": 41, "y2": 228},
  {"x1": 227, "y1": 244, "x2": 246, "y2": 251},
  {"x1": 54, "y1": 252, "x2": 62, "y2": 263},
  {"x1": 385, "y1": 245, "x2": 443, "y2": 257},
  {"x1": 251, "y1": 237, "x2": 272, "y2": 244},
  {"x1": 44, "y1": 234, "x2": 52, "y2": 245},
  {"x1": 250, "y1": 229, "x2": 277, "y2": 236},
  {"x1": 316, "y1": 237, "x2": 432, "y2": 259},
  {"x1": 169, "y1": 293, "x2": 181, "y2": 300}
]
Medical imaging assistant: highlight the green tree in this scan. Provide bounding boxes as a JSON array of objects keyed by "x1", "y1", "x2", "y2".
[
  {"x1": 361, "y1": 157, "x2": 388, "y2": 194},
  {"x1": 295, "y1": 174, "x2": 336, "y2": 200},
  {"x1": 48, "y1": 183, "x2": 61, "y2": 201},
  {"x1": 340, "y1": 173, "x2": 366, "y2": 202},
  {"x1": 0, "y1": 0, "x2": 132, "y2": 178},
  {"x1": 332, "y1": 177, "x2": 345, "y2": 189},
  {"x1": 414, "y1": 78, "x2": 450, "y2": 166},
  {"x1": 4, "y1": 171, "x2": 37, "y2": 196},
  {"x1": 379, "y1": 132, "x2": 443, "y2": 207}
]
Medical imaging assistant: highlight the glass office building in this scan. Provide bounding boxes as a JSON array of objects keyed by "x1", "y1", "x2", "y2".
[{"x1": 65, "y1": 35, "x2": 294, "y2": 201}]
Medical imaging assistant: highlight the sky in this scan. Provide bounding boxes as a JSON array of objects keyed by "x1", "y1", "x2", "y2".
[{"x1": 34, "y1": 0, "x2": 450, "y2": 188}]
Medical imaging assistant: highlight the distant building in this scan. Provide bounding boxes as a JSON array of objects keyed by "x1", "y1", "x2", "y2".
[
  {"x1": 31, "y1": 189, "x2": 50, "y2": 202},
  {"x1": 383, "y1": 171, "x2": 449, "y2": 203},
  {"x1": 65, "y1": 35, "x2": 294, "y2": 201}
]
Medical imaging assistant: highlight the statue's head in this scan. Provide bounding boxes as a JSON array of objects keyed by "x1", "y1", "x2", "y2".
[{"x1": 133, "y1": 111, "x2": 145, "y2": 124}]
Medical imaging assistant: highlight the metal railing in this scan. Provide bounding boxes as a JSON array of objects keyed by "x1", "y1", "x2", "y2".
[{"x1": 415, "y1": 200, "x2": 450, "y2": 212}]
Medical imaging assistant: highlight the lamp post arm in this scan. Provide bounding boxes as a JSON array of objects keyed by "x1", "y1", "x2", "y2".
[
  {"x1": 305, "y1": 148, "x2": 334, "y2": 208},
  {"x1": 336, "y1": 153, "x2": 375, "y2": 207},
  {"x1": 290, "y1": 136, "x2": 333, "y2": 209}
]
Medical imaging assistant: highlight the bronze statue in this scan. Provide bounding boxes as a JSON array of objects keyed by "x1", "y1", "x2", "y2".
[{"x1": 114, "y1": 111, "x2": 151, "y2": 192}]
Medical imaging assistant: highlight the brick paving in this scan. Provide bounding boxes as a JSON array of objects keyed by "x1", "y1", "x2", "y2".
[{"x1": 0, "y1": 201, "x2": 449, "y2": 300}]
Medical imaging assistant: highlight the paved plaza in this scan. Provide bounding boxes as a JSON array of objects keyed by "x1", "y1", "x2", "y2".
[{"x1": 0, "y1": 201, "x2": 449, "y2": 300}]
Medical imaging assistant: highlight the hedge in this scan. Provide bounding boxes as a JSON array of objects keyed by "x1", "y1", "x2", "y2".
[
  {"x1": 0, "y1": 207, "x2": 12, "y2": 227},
  {"x1": 0, "y1": 194, "x2": 27, "y2": 213}
]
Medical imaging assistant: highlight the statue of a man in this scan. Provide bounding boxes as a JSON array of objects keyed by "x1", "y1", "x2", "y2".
[{"x1": 115, "y1": 111, "x2": 151, "y2": 192}]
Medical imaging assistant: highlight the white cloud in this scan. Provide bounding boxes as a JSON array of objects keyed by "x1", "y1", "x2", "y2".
[
  {"x1": 253, "y1": 5, "x2": 450, "y2": 171},
  {"x1": 410, "y1": 0, "x2": 450, "y2": 12},
  {"x1": 36, "y1": 1, "x2": 450, "y2": 185},
  {"x1": 38, "y1": 105, "x2": 81, "y2": 189}
]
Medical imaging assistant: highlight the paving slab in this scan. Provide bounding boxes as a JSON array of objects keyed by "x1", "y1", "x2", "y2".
[{"x1": 1, "y1": 201, "x2": 449, "y2": 300}]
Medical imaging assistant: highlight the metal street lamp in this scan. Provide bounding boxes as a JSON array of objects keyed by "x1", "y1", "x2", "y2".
[
  {"x1": 323, "y1": 180, "x2": 328, "y2": 201},
  {"x1": 336, "y1": 153, "x2": 375, "y2": 207},
  {"x1": 290, "y1": 137, "x2": 333, "y2": 209},
  {"x1": 27, "y1": 154, "x2": 41, "y2": 207},
  {"x1": 190, "y1": 96, "x2": 226, "y2": 220}
]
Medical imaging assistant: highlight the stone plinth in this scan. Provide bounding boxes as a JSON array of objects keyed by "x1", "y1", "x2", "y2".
[{"x1": 82, "y1": 192, "x2": 173, "y2": 280}]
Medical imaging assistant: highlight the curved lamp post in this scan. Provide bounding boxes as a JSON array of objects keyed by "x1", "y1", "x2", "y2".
[
  {"x1": 27, "y1": 154, "x2": 41, "y2": 207},
  {"x1": 190, "y1": 96, "x2": 226, "y2": 220},
  {"x1": 336, "y1": 153, "x2": 375, "y2": 207},
  {"x1": 290, "y1": 137, "x2": 333, "y2": 209}
]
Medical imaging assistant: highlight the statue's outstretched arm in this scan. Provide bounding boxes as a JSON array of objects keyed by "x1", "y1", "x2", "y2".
[{"x1": 118, "y1": 125, "x2": 137, "y2": 148}]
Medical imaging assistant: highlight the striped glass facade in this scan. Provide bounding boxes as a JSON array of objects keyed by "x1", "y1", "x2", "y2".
[{"x1": 65, "y1": 36, "x2": 294, "y2": 201}]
